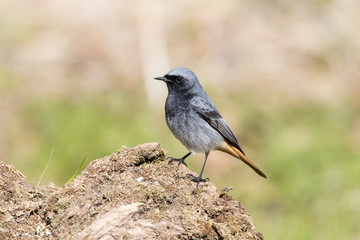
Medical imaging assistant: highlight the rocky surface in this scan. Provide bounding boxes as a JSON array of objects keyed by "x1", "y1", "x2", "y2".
[{"x1": 0, "y1": 143, "x2": 263, "y2": 240}]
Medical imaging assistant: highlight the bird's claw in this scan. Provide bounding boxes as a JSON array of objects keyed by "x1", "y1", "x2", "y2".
[
  {"x1": 186, "y1": 174, "x2": 209, "y2": 183},
  {"x1": 168, "y1": 157, "x2": 188, "y2": 167}
]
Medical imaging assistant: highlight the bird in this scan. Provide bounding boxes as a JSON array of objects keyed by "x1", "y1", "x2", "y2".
[{"x1": 154, "y1": 67, "x2": 266, "y2": 188}]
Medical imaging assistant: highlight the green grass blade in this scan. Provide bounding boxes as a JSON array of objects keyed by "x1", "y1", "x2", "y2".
[
  {"x1": 65, "y1": 150, "x2": 90, "y2": 185},
  {"x1": 37, "y1": 147, "x2": 54, "y2": 187}
]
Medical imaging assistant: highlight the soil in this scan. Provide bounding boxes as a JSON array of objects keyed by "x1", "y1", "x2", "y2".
[{"x1": 0, "y1": 142, "x2": 264, "y2": 240}]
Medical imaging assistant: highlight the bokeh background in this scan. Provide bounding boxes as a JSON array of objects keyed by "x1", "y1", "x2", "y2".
[{"x1": 1, "y1": 0, "x2": 360, "y2": 239}]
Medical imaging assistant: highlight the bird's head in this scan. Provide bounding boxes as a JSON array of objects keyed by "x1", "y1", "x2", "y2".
[{"x1": 154, "y1": 67, "x2": 200, "y2": 93}]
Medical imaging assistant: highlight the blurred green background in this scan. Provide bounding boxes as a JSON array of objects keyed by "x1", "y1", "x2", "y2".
[{"x1": 1, "y1": 1, "x2": 359, "y2": 239}]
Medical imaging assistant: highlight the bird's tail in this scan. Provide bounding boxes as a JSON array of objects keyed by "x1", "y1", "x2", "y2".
[{"x1": 218, "y1": 141, "x2": 267, "y2": 178}]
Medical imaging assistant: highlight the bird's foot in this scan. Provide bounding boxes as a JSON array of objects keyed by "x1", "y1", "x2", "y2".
[
  {"x1": 168, "y1": 157, "x2": 188, "y2": 167},
  {"x1": 186, "y1": 174, "x2": 209, "y2": 184}
]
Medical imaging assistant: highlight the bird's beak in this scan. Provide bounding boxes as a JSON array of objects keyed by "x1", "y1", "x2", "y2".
[{"x1": 154, "y1": 76, "x2": 170, "y2": 82}]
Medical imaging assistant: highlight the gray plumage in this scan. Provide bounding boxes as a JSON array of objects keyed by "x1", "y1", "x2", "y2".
[
  {"x1": 162, "y1": 67, "x2": 241, "y2": 153},
  {"x1": 154, "y1": 67, "x2": 266, "y2": 188}
]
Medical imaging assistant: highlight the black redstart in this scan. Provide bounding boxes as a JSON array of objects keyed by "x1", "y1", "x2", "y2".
[{"x1": 155, "y1": 67, "x2": 266, "y2": 188}]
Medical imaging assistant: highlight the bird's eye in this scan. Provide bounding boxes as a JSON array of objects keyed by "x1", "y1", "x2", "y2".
[{"x1": 176, "y1": 76, "x2": 182, "y2": 82}]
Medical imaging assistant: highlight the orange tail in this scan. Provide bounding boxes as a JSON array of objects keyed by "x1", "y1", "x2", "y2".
[{"x1": 218, "y1": 141, "x2": 267, "y2": 178}]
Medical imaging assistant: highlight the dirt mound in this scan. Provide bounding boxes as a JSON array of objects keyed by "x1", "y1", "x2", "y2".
[{"x1": 0, "y1": 143, "x2": 263, "y2": 240}]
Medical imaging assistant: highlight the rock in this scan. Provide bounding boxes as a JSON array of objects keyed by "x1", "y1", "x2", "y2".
[{"x1": 0, "y1": 143, "x2": 263, "y2": 240}]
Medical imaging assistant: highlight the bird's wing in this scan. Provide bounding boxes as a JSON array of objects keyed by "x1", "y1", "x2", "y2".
[{"x1": 190, "y1": 96, "x2": 245, "y2": 155}]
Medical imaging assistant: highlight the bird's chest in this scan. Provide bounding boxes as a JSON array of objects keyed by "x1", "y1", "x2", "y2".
[
  {"x1": 165, "y1": 102, "x2": 190, "y2": 128},
  {"x1": 164, "y1": 96, "x2": 224, "y2": 152},
  {"x1": 165, "y1": 95, "x2": 194, "y2": 129}
]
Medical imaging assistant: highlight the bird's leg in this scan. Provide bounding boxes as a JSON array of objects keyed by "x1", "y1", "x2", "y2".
[
  {"x1": 187, "y1": 150, "x2": 210, "y2": 188},
  {"x1": 168, "y1": 152, "x2": 192, "y2": 167}
]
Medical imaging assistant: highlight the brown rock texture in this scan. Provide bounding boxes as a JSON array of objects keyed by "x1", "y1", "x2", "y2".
[{"x1": 0, "y1": 143, "x2": 263, "y2": 240}]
